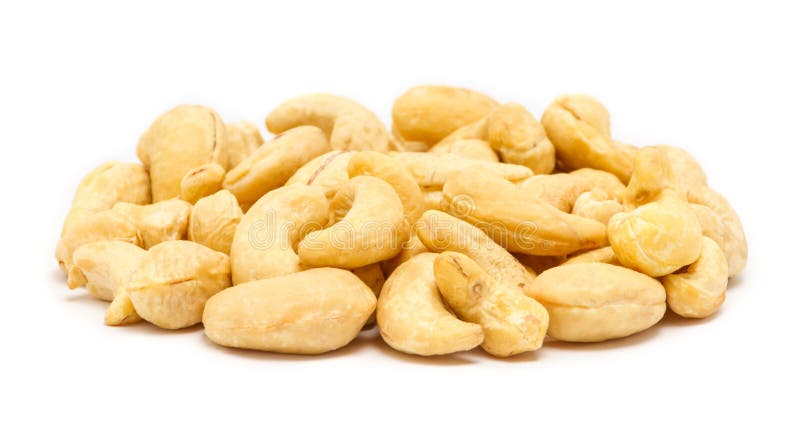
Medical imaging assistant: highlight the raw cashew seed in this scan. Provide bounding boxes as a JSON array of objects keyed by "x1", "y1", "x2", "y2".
[
  {"x1": 517, "y1": 173, "x2": 594, "y2": 213},
  {"x1": 569, "y1": 168, "x2": 626, "y2": 201},
  {"x1": 571, "y1": 189, "x2": 624, "y2": 224},
  {"x1": 223, "y1": 126, "x2": 330, "y2": 207},
  {"x1": 266, "y1": 93, "x2": 389, "y2": 152},
  {"x1": 347, "y1": 151, "x2": 425, "y2": 226},
  {"x1": 380, "y1": 229, "x2": 429, "y2": 277},
  {"x1": 392, "y1": 152, "x2": 533, "y2": 188},
  {"x1": 563, "y1": 246, "x2": 620, "y2": 266},
  {"x1": 687, "y1": 186, "x2": 747, "y2": 277},
  {"x1": 223, "y1": 121, "x2": 263, "y2": 169},
  {"x1": 57, "y1": 210, "x2": 142, "y2": 276},
  {"x1": 285, "y1": 150, "x2": 355, "y2": 199},
  {"x1": 203, "y1": 268, "x2": 376, "y2": 354},
  {"x1": 231, "y1": 184, "x2": 329, "y2": 284},
  {"x1": 486, "y1": 102, "x2": 556, "y2": 174},
  {"x1": 378, "y1": 253, "x2": 484, "y2": 356},
  {"x1": 433, "y1": 252, "x2": 549, "y2": 357},
  {"x1": 188, "y1": 190, "x2": 243, "y2": 254},
  {"x1": 112, "y1": 199, "x2": 192, "y2": 249},
  {"x1": 429, "y1": 139, "x2": 499, "y2": 162},
  {"x1": 180, "y1": 162, "x2": 226, "y2": 204},
  {"x1": 68, "y1": 240, "x2": 147, "y2": 301},
  {"x1": 663, "y1": 237, "x2": 728, "y2": 318},
  {"x1": 529, "y1": 263, "x2": 666, "y2": 342}
]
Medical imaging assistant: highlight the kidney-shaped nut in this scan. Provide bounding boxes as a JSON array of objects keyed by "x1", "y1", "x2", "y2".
[
  {"x1": 347, "y1": 151, "x2": 425, "y2": 226},
  {"x1": 203, "y1": 268, "x2": 376, "y2": 354},
  {"x1": 223, "y1": 126, "x2": 330, "y2": 208},
  {"x1": 56, "y1": 161, "x2": 150, "y2": 274},
  {"x1": 663, "y1": 237, "x2": 728, "y2": 318},
  {"x1": 571, "y1": 190, "x2": 624, "y2": 224},
  {"x1": 126, "y1": 240, "x2": 231, "y2": 329},
  {"x1": 57, "y1": 210, "x2": 142, "y2": 276},
  {"x1": 660, "y1": 145, "x2": 707, "y2": 189},
  {"x1": 180, "y1": 162, "x2": 226, "y2": 204},
  {"x1": 392, "y1": 152, "x2": 533, "y2": 188},
  {"x1": 137, "y1": 105, "x2": 227, "y2": 201},
  {"x1": 112, "y1": 199, "x2": 192, "y2": 249},
  {"x1": 415, "y1": 210, "x2": 536, "y2": 300},
  {"x1": 569, "y1": 168, "x2": 626, "y2": 201},
  {"x1": 223, "y1": 121, "x2": 263, "y2": 169},
  {"x1": 391, "y1": 85, "x2": 498, "y2": 148},
  {"x1": 517, "y1": 173, "x2": 594, "y2": 213},
  {"x1": 433, "y1": 251, "x2": 549, "y2": 357},
  {"x1": 266, "y1": 93, "x2": 389, "y2": 152},
  {"x1": 541, "y1": 94, "x2": 634, "y2": 182},
  {"x1": 487, "y1": 102, "x2": 556, "y2": 174},
  {"x1": 442, "y1": 171, "x2": 608, "y2": 255},
  {"x1": 188, "y1": 190, "x2": 243, "y2": 254},
  {"x1": 285, "y1": 150, "x2": 355, "y2": 199},
  {"x1": 529, "y1": 263, "x2": 666, "y2": 342},
  {"x1": 687, "y1": 186, "x2": 747, "y2": 277},
  {"x1": 623, "y1": 146, "x2": 683, "y2": 208},
  {"x1": 608, "y1": 191, "x2": 703, "y2": 277},
  {"x1": 429, "y1": 139, "x2": 499, "y2": 162},
  {"x1": 231, "y1": 184, "x2": 329, "y2": 284},
  {"x1": 377, "y1": 253, "x2": 484, "y2": 356},
  {"x1": 68, "y1": 240, "x2": 147, "y2": 301}
]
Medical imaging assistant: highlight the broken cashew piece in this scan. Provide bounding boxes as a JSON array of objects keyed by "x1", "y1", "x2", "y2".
[
  {"x1": 203, "y1": 268, "x2": 376, "y2": 354},
  {"x1": 663, "y1": 237, "x2": 728, "y2": 318},
  {"x1": 188, "y1": 190, "x2": 243, "y2": 254},
  {"x1": 266, "y1": 93, "x2": 389, "y2": 152},
  {"x1": 112, "y1": 199, "x2": 192, "y2": 249},
  {"x1": 180, "y1": 162, "x2": 226, "y2": 204},
  {"x1": 433, "y1": 251, "x2": 549, "y2": 357}
]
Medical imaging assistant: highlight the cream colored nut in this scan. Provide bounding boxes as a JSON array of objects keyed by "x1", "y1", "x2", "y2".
[
  {"x1": 660, "y1": 145, "x2": 707, "y2": 189},
  {"x1": 347, "y1": 151, "x2": 425, "y2": 226},
  {"x1": 623, "y1": 146, "x2": 681, "y2": 208},
  {"x1": 442, "y1": 171, "x2": 608, "y2": 255},
  {"x1": 392, "y1": 85, "x2": 498, "y2": 148},
  {"x1": 203, "y1": 268, "x2": 376, "y2": 354},
  {"x1": 529, "y1": 263, "x2": 666, "y2": 342},
  {"x1": 126, "y1": 240, "x2": 230, "y2": 330},
  {"x1": 298, "y1": 176, "x2": 404, "y2": 269},
  {"x1": 223, "y1": 126, "x2": 330, "y2": 207},
  {"x1": 285, "y1": 150, "x2": 355, "y2": 199},
  {"x1": 378, "y1": 253, "x2": 484, "y2": 356},
  {"x1": 486, "y1": 102, "x2": 556, "y2": 174},
  {"x1": 541, "y1": 94, "x2": 634, "y2": 182},
  {"x1": 572, "y1": 190, "x2": 624, "y2": 224},
  {"x1": 266, "y1": 93, "x2": 389, "y2": 152},
  {"x1": 433, "y1": 252, "x2": 549, "y2": 357},
  {"x1": 137, "y1": 105, "x2": 227, "y2": 201},
  {"x1": 429, "y1": 139, "x2": 499, "y2": 162},
  {"x1": 415, "y1": 210, "x2": 536, "y2": 299},
  {"x1": 223, "y1": 121, "x2": 263, "y2": 169},
  {"x1": 57, "y1": 210, "x2": 142, "y2": 276},
  {"x1": 518, "y1": 173, "x2": 594, "y2": 212},
  {"x1": 380, "y1": 230, "x2": 429, "y2": 277},
  {"x1": 68, "y1": 240, "x2": 147, "y2": 301},
  {"x1": 389, "y1": 126, "x2": 429, "y2": 152},
  {"x1": 608, "y1": 191, "x2": 703, "y2": 277},
  {"x1": 391, "y1": 152, "x2": 533, "y2": 187},
  {"x1": 56, "y1": 162, "x2": 150, "y2": 274},
  {"x1": 179, "y1": 162, "x2": 226, "y2": 204},
  {"x1": 112, "y1": 199, "x2": 192, "y2": 249},
  {"x1": 188, "y1": 190, "x2": 243, "y2": 254},
  {"x1": 105, "y1": 293, "x2": 141, "y2": 326},
  {"x1": 663, "y1": 237, "x2": 727, "y2": 318},
  {"x1": 687, "y1": 186, "x2": 747, "y2": 277},
  {"x1": 230, "y1": 184, "x2": 329, "y2": 284},
  {"x1": 569, "y1": 168, "x2": 626, "y2": 201},
  {"x1": 563, "y1": 246, "x2": 620, "y2": 266}
]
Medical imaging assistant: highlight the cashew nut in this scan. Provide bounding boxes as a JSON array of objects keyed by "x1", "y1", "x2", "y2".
[
  {"x1": 517, "y1": 173, "x2": 594, "y2": 213},
  {"x1": 571, "y1": 189, "x2": 624, "y2": 224},
  {"x1": 111, "y1": 199, "x2": 192, "y2": 249},
  {"x1": 180, "y1": 162, "x2": 226, "y2": 204},
  {"x1": 486, "y1": 102, "x2": 556, "y2": 174},
  {"x1": 663, "y1": 237, "x2": 728, "y2": 318},
  {"x1": 68, "y1": 240, "x2": 146, "y2": 301},
  {"x1": 391, "y1": 152, "x2": 533, "y2": 188},
  {"x1": 285, "y1": 150, "x2": 355, "y2": 199},
  {"x1": 223, "y1": 121, "x2": 263, "y2": 169},
  {"x1": 188, "y1": 190, "x2": 243, "y2": 254},
  {"x1": 563, "y1": 246, "x2": 620, "y2": 266},
  {"x1": 347, "y1": 151, "x2": 425, "y2": 226},
  {"x1": 569, "y1": 167, "x2": 626, "y2": 201},
  {"x1": 687, "y1": 186, "x2": 747, "y2": 277},
  {"x1": 429, "y1": 139, "x2": 499, "y2": 162}
]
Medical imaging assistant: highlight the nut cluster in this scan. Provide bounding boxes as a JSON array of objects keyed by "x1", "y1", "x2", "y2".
[{"x1": 56, "y1": 86, "x2": 747, "y2": 357}]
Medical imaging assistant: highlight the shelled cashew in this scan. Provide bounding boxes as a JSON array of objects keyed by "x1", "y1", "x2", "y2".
[{"x1": 57, "y1": 86, "x2": 747, "y2": 359}]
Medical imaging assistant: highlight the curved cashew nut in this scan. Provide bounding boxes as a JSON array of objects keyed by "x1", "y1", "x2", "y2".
[
  {"x1": 569, "y1": 168, "x2": 626, "y2": 201},
  {"x1": 188, "y1": 190, "x2": 243, "y2": 254},
  {"x1": 266, "y1": 94, "x2": 389, "y2": 152},
  {"x1": 58, "y1": 210, "x2": 141, "y2": 276},
  {"x1": 391, "y1": 152, "x2": 533, "y2": 188},
  {"x1": 433, "y1": 251, "x2": 549, "y2": 357},
  {"x1": 298, "y1": 176, "x2": 404, "y2": 269},
  {"x1": 442, "y1": 171, "x2": 608, "y2": 255},
  {"x1": 126, "y1": 240, "x2": 230, "y2": 329},
  {"x1": 391, "y1": 85, "x2": 498, "y2": 148},
  {"x1": 377, "y1": 253, "x2": 484, "y2": 356},
  {"x1": 486, "y1": 102, "x2": 556, "y2": 174},
  {"x1": 623, "y1": 146, "x2": 682, "y2": 208},
  {"x1": 68, "y1": 240, "x2": 147, "y2": 301},
  {"x1": 541, "y1": 94, "x2": 634, "y2": 182},
  {"x1": 137, "y1": 105, "x2": 227, "y2": 201},
  {"x1": 571, "y1": 189, "x2": 624, "y2": 224},
  {"x1": 663, "y1": 237, "x2": 728, "y2": 318},
  {"x1": 180, "y1": 162, "x2": 226, "y2": 204},
  {"x1": 529, "y1": 263, "x2": 666, "y2": 342},
  {"x1": 112, "y1": 199, "x2": 192, "y2": 249},
  {"x1": 686, "y1": 186, "x2": 747, "y2": 278},
  {"x1": 230, "y1": 184, "x2": 329, "y2": 284},
  {"x1": 285, "y1": 150, "x2": 355, "y2": 199},
  {"x1": 429, "y1": 139, "x2": 499, "y2": 162},
  {"x1": 223, "y1": 126, "x2": 330, "y2": 208},
  {"x1": 223, "y1": 121, "x2": 263, "y2": 169},
  {"x1": 203, "y1": 268, "x2": 376, "y2": 354},
  {"x1": 517, "y1": 173, "x2": 595, "y2": 212}
]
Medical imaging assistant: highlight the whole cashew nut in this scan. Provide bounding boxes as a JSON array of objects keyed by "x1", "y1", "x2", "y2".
[
  {"x1": 571, "y1": 189, "x2": 624, "y2": 224},
  {"x1": 285, "y1": 150, "x2": 355, "y2": 199},
  {"x1": 111, "y1": 199, "x2": 192, "y2": 249},
  {"x1": 517, "y1": 173, "x2": 595, "y2": 213},
  {"x1": 391, "y1": 152, "x2": 533, "y2": 188},
  {"x1": 68, "y1": 240, "x2": 146, "y2": 301},
  {"x1": 663, "y1": 237, "x2": 728, "y2": 318},
  {"x1": 188, "y1": 190, "x2": 243, "y2": 254},
  {"x1": 180, "y1": 162, "x2": 226, "y2": 204},
  {"x1": 486, "y1": 102, "x2": 556, "y2": 174}
]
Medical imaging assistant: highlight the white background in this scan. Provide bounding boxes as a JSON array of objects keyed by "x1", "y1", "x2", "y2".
[{"x1": 2, "y1": 1, "x2": 798, "y2": 441}]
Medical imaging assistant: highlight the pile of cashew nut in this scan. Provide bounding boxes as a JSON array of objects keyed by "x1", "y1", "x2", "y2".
[{"x1": 56, "y1": 86, "x2": 747, "y2": 357}]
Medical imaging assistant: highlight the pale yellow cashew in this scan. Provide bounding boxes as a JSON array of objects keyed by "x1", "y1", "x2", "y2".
[
  {"x1": 112, "y1": 199, "x2": 192, "y2": 249},
  {"x1": 347, "y1": 151, "x2": 425, "y2": 226},
  {"x1": 529, "y1": 263, "x2": 666, "y2": 342},
  {"x1": 660, "y1": 145, "x2": 707, "y2": 189},
  {"x1": 623, "y1": 146, "x2": 681, "y2": 208},
  {"x1": 137, "y1": 105, "x2": 227, "y2": 201},
  {"x1": 378, "y1": 253, "x2": 484, "y2": 356},
  {"x1": 285, "y1": 150, "x2": 355, "y2": 199},
  {"x1": 486, "y1": 102, "x2": 556, "y2": 174},
  {"x1": 442, "y1": 171, "x2": 608, "y2": 255},
  {"x1": 298, "y1": 176, "x2": 404, "y2": 269},
  {"x1": 433, "y1": 252, "x2": 549, "y2": 357},
  {"x1": 126, "y1": 240, "x2": 230, "y2": 330},
  {"x1": 223, "y1": 121, "x2": 263, "y2": 169},
  {"x1": 569, "y1": 168, "x2": 626, "y2": 201},
  {"x1": 391, "y1": 152, "x2": 533, "y2": 187},
  {"x1": 392, "y1": 85, "x2": 498, "y2": 148},
  {"x1": 223, "y1": 126, "x2": 330, "y2": 207},
  {"x1": 105, "y1": 294, "x2": 141, "y2": 326},
  {"x1": 188, "y1": 190, "x2": 243, "y2": 254},
  {"x1": 57, "y1": 210, "x2": 142, "y2": 277},
  {"x1": 663, "y1": 237, "x2": 728, "y2": 318},
  {"x1": 203, "y1": 268, "x2": 376, "y2": 354},
  {"x1": 230, "y1": 184, "x2": 329, "y2": 284},
  {"x1": 571, "y1": 189, "x2": 624, "y2": 224},
  {"x1": 68, "y1": 241, "x2": 147, "y2": 301},
  {"x1": 266, "y1": 93, "x2": 389, "y2": 152},
  {"x1": 56, "y1": 161, "x2": 150, "y2": 274},
  {"x1": 541, "y1": 94, "x2": 635, "y2": 182},
  {"x1": 563, "y1": 246, "x2": 620, "y2": 266},
  {"x1": 429, "y1": 139, "x2": 499, "y2": 162},
  {"x1": 687, "y1": 186, "x2": 747, "y2": 277},
  {"x1": 180, "y1": 162, "x2": 226, "y2": 204},
  {"x1": 517, "y1": 173, "x2": 595, "y2": 213}
]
